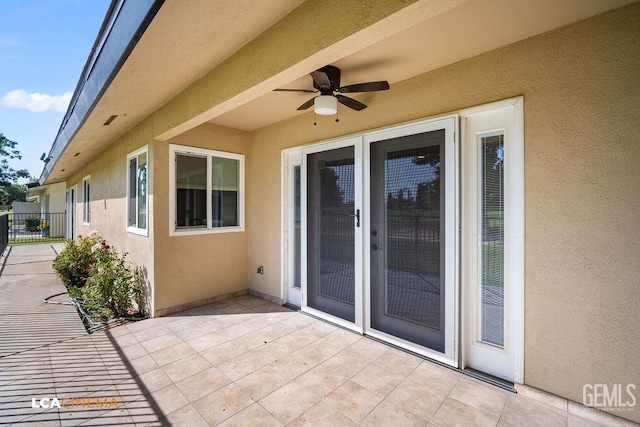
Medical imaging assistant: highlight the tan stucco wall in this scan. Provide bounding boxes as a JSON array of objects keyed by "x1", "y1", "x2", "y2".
[
  {"x1": 42, "y1": 182, "x2": 66, "y2": 213},
  {"x1": 65, "y1": 122, "x2": 156, "y2": 314},
  {"x1": 152, "y1": 123, "x2": 250, "y2": 312},
  {"x1": 248, "y1": 3, "x2": 640, "y2": 421}
]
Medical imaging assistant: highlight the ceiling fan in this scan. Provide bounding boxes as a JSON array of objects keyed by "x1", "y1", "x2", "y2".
[{"x1": 274, "y1": 65, "x2": 389, "y2": 115}]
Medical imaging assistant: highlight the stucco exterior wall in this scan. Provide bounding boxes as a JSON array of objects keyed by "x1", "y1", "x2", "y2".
[
  {"x1": 41, "y1": 182, "x2": 66, "y2": 237},
  {"x1": 42, "y1": 182, "x2": 66, "y2": 213},
  {"x1": 247, "y1": 4, "x2": 640, "y2": 420},
  {"x1": 152, "y1": 123, "x2": 250, "y2": 313},
  {"x1": 12, "y1": 202, "x2": 41, "y2": 217},
  {"x1": 65, "y1": 122, "x2": 156, "y2": 315}
]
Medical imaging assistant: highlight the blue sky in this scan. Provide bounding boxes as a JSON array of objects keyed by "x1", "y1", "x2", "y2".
[{"x1": 0, "y1": 0, "x2": 110, "y2": 182}]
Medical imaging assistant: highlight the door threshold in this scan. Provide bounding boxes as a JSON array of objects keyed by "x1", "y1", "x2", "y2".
[
  {"x1": 364, "y1": 334, "x2": 516, "y2": 393},
  {"x1": 461, "y1": 368, "x2": 516, "y2": 393},
  {"x1": 282, "y1": 302, "x2": 300, "y2": 311},
  {"x1": 293, "y1": 309, "x2": 516, "y2": 393}
]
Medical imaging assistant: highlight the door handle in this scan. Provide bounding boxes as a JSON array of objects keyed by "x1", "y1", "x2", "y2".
[
  {"x1": 350, "y1": 209, "x2": 360, "y2": 227},
  {"x1": 371, "y1": 243, "x2": 382, "y2": 251}
]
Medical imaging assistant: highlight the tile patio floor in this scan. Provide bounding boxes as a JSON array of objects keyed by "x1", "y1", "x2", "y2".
[{"x1": 0, "y1": 246, "x2": 635, "y2": 426}]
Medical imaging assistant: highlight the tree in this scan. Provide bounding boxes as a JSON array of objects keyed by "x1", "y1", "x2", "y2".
[
  {"x1": 0, "y1": 183, "x2": 28, "y2": 206},
  {"x1": 320, "y1": 167, "x2": 346, "y2": 207},
  {"x1": 0, "y1": 133, "x2": 30, "y2": 186}
]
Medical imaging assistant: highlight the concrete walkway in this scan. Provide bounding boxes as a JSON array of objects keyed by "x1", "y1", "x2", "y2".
[
  {"x1": 0, "y1": 244, "x2": 86, "y2": 358},
  {"x1": 0, "y1": 244, "x2": 162, "y2": 425},
  {"x1": 0, "y1": 244, "x2": 635, "y2": 426}
]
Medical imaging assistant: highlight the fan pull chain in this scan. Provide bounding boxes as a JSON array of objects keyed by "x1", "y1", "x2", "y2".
[{"x1": 313, "y1": 111, "x2": 317, "y2": 126}]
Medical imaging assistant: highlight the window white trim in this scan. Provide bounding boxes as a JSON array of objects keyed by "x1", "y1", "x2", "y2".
[
  {"x1": 169, "y1": 144, "x2": 245, "y2": 236},
  {"x1": 126, "y1": 146, "x2": 149, "y2": 237},
  {"x1": 82, "y1": 175, "x2": 91, "y2": 226}
]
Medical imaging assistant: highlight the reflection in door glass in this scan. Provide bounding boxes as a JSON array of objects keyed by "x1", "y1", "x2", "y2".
[
  {"x1": 384, "y1": 145, "x2": 441, "y2": 329},
  {"x1": 307, "y1": 147, "x2": 356, "y2": 322},
  {"x1": 293, "y1": 166, "x2": 301, "y2": 289},
  {"x1": 480, "y1": 134, "x2": 504, "y2": 347},
  {"x1": 319, "y1": 159, "x2": 355, "y2": 304}
]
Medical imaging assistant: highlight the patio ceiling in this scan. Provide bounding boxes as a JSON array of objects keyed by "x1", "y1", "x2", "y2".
[
  {"x1": 43, "y1": 0, "x2": 634, "y2": 183},
  {"x1": 210, "y1": 0, "x2": 636, "y2": 131}
]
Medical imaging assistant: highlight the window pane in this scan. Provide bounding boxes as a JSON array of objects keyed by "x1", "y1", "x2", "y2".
[
  {"x1": 128, "y1": 158, "x2": 137, "y2": 227},
  {"x1": 176, "y1": 154, "x2": 207, "y2": 227},
  {"x1": 211, "y1": 157, "x2": 238, "y2": 227},
  {"x1": 480, "y1": 134, "x2": 505, "y2": 347},
  {"x1": 137, "y1": 153, "x2": 147, "y2": 229},
  {"x1": 83, "y1": 179, "x2": 90, "y2": 223}
]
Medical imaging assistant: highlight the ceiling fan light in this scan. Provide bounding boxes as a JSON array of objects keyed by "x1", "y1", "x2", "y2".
[{"x1": 314, "y1": 95, "x2": 337, "y2": 115}]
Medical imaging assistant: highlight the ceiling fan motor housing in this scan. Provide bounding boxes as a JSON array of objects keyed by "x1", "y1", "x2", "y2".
[{"x1": 314, "y1": 65, "x2": 341, "y2": 93}]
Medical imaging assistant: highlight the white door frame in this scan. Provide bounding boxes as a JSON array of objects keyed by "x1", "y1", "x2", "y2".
[
  {"x1": 460, "y1": 97, "x2": 524, "y2": 383},
  {"x1": 281, "y1": 147, "x2": 302, "y2": 306},
  {"x1": 65, "y1": 185, "x2": 77, "y2": 240}
]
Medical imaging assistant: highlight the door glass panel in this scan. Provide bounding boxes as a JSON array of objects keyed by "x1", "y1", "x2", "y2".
[
  {"x1": 318, "y1": 158, "x2": 355, "y2": 304},
  {"x1": 479, "y1": 134, "x2": 504, "y2": 347},
  {"x1": 371, "y1": 130, "x2": 445, "y2": 352},
  {"x1": 307, "y1": 147, "x2": 355, "y2": 322},
  {"x1": 293, "y1": 165, "x2": 301, "y2": 289},
  {"x1": 385, "y1": 145, "x2": 441, "y2": 329}
]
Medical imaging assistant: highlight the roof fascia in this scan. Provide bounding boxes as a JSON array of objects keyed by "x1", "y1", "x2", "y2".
[{"x1": 40, "y1": 0, "x2": 165, "y2": 184}]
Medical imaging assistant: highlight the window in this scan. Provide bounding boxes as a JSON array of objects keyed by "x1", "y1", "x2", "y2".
[
  {"x1": 82, "y1": 175, "x2": 91, "y2": 225},
  {"x1": 169, "y1": 144, "x2": 244, "y2": 235},
  {"x1": 127, "y1": 146, "x2": 148, "y2": 235}
]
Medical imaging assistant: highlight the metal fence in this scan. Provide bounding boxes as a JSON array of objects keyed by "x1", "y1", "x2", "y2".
[
  {"x1": 8, "y1": 212, "x2": 66, "y2": 244},
  {"x1": 0, "y1": 214, "x2": 8, "y2": 254}
]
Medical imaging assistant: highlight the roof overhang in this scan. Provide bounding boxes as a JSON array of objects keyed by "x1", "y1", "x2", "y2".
[
  {"x1": 41, "y1": 0, "x2": 636, "y2": 184},
  {"x1": 41, "y1": 0, "x2": 164, "y2": 184}
]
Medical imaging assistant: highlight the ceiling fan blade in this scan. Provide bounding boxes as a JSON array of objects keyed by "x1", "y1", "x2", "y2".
[
  {"x1": 273, "y1": 88, "x2": 317, "y2": 93},
  {"x1": 338, "y1": 81, "x2": 389, "y2": 93},
  {"x1": 297, "y1": 97, "x2": 316, "y2": 111},
  {"x1": 310, "y1": 70, "x2": 331, "y2": 90},
  {"x1": 336, "y1": 94, "x2": 367, "y2": 111}
]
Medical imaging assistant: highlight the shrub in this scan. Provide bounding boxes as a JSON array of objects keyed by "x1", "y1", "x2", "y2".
[
  {"x1": 82, "y1": 250, "x2": 140, "y2": 321},
  {"x1": 25, "y1": 217, "x2": 40, "y2": 232},
  {"x1": 53, "y1": 232, "x2": 142, "y2": 322},
  {"x1": 53, "y1": 233, "x2": 102, "y2": 293}
]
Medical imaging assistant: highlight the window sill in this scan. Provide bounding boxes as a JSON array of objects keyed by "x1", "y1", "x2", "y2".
[
  {"x1": 169, "y1": 226, "x2": 244, "y2": 237},
  {"x1": 82, "y1": 222, "x2": 90, "y2": 227},
  {"x1": 126, "y1": 226, "x2": 148, "y2": 237}
]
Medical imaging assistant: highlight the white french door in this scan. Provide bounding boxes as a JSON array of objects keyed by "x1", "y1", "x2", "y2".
[
  {"x1": 363, "y1": 117, "x2": 458, "y2": 365},
  {"x1": 301, "y1": 137, "x2": 364, "y2": 332},
  {"x1": 300, "y1": 118, "x2": 457, "y2": 365},
  {"x1": 283, "y1": 100, "x2": 523, "y2": 379}
]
